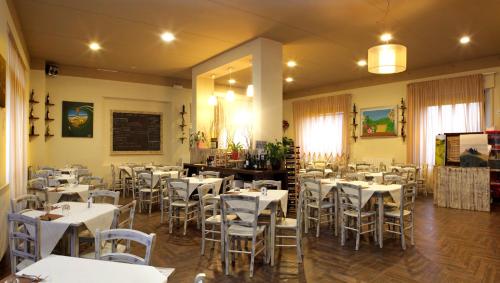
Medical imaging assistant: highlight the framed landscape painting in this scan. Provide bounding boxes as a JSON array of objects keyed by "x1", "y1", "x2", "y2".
[
  {"x1": 360, "y1": 106, "x2": 397, "y2": 137},
  {"x1": 62, "y1": 101, "x2": 94, "y2": 137}
]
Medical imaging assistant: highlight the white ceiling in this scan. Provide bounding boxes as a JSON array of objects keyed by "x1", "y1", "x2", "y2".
[{"x1": 13, "y1": 0, "x2": 500, "y2": 94}]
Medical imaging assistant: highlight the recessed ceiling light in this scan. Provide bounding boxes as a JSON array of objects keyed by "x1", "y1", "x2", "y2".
[
  {"x1": 287, "y1": 60, "x2": 297, "y2": 68},
  {"x1": 357, "y1": 59, "x2": 367, "y2": 67},
  {"x1": 380, "y1": 33, "x2": 392, "y2": 42},
  {"x1": 285, "y1": 77, "x2": 294, "y2": 83},
  {"x1": 161, "y1": 32, "x2": 175, "y2": 42},
  {"x1": 89, "y1": 42, "x2": 101, "y2": 51},
  {"x1": 459, "y1": 36, "x2": 470, "y2": 45},
  {"x1": 228, "y1": 78, "x2": 236, "y2": 84}
]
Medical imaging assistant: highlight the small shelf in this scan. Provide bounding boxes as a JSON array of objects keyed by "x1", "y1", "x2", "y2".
[
  {"x1": 45, "y1": 103, "x2": 54, "y2": 106},
  {"x1": 179, "y1": 111, "x2": 187, "y2": 115},
  {"x1": 179, "y1": 124, "x2": 187, "y2": 128},
  {"x1": 29, "y1": 100, "x2": 40, "y2": 104},
  {"x1": 45, "y1": 134, "x2": 54, "y2": 137},
  {"x1": 29, "y1": 134, "x2": 39, "y2": 137},
  {"x1": 29, "y1": 116, "x2": 40, "y2": 120},
  {"x1": 45, "y1": 118, "x2": 55, "y2": 121}
]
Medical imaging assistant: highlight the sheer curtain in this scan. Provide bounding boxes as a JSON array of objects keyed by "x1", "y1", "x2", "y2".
[
  {"x1": 293, "y1": 94, "x2": 352, "y2": 160},
  {"x1": 6, "y1": 35, "x2": 28, "y2": 198},
  {"x1": 214, "y1": 94, "x2": 253, "y2": 149}
]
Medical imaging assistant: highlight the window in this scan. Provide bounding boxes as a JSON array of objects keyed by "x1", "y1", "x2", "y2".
[
  {"x1": 299, "y1": 112, "x2": 343, "y2": 156},
  {"x1": 422, "y1": 102, "x2": 481, "y2": 165}
]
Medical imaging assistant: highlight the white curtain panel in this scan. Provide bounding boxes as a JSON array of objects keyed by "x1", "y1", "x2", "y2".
[
  {"x1": 299, "y1": 112, "x2": 343, "y2": 156},
  {"x1": 6, "y1": 36, "x2": 28, "y2": 198}
]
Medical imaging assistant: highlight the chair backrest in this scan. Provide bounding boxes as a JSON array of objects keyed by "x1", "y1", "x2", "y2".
[
  {"x1": 306, "y1": 168, "x2": 324, "y2": 177},
  {"x1": 252, "y1": 179, "x2": 282, "y2": 190},
  {"x1": 70, "y1": 164, "x2": 87, "y2": 169},
  {"x1": 89, "y1": 190, "x2": 120, "y2": 205},
  {"x1": 137, "y1": 171, "x2": 154, "y2": 188},
  {"x1": 338, "y1": 182, "x2": 363, "y2": 212},
  {"x1": 220, "y1": 194, "x2": 259, "y2": 230},
  {"x1": 158, "y1": 165, "x2": 182, "y2": 172},
  {"x1": 27, "y1": 178, "x2": 48, "y2": 203},
  {"x1": 198, "y1": 183, "x2": 218, "y2": 221},
  {"x1": 10, "y1": 194, "x2": 42, "y2": 213},
  {"x1": 194, "y1": 273, "x2": 206, "y2": 283},
  {"x1": 355, "y1": 163, "x2": 371, "y2": 171},
  {"x1": 80, "y1": 176, "x2": 105, "y2": 187},
  {"x1": 303, "y1": 179, "x2": 322, "y2": 203},
  {"x1": 179, "y1": 168, "x2": 189, "y2": 178},
  {"x1": 117, "y1": 200, "x2": 137, "y2": 229},
  {"x1": 379, "y1": 162, "x2": 387, "y2": 172},
  {"x1": 95, "y1": 228, "x2": 156, "y2": 265},
  {"x1": 199, "y1": 171, "x2": 220, "y2": 178},
  {"x1": 8, "y1": 213, "x2": 41, "y2": 273},
  {"x1": 345, "y1": 172, "x2": 359, "y2": 181},
  {"x1": 166, "y1": 178, "x2": 190, "y2": 202},
  {"x1": 39, "y1": 166, "x2": 55, "y2": 171},
  {"x1": 382, "y1": 172, "x2": 403, "y2": 184},
  {"x1": 300, "y1": 171, "x2": 322, "y2": 180},
  {"x1": 400, "y1": 182, "x2": 417, "y2": 215},
  {"x1": 221, "y1": 175, "x2": 235, "y2": 193},
  {"x1": 33, "y1": 169, "x2": 52, "y2": 179}
]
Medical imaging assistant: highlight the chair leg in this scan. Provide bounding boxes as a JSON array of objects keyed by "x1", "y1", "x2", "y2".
[
  {"x1": 341, "y1": 215, "x2": 346, "y2": 246},
  {"x1": 183, "y1": 206, "x2": 188, "y2": 236},
  {"x1": 160, "y1": 201, "x2": 164, "y2": 224},
  {"x1": 316, "y1": 209, "x2": 321, "y2": 238},
  {"x1": 149, "y1": 198, "x2": 152, "y2": 215},
  {"x1": 296, "y1": 230, "x2": 302, "y2": 263},
  {"x1": 201, "y1": 223, "x2": 206, "y2": 255},
  {"x1": 410, "y1": 214, "x2": 415, "y2": 246},
  {"x1": 249, "y1": 237, "x2": 256, "y2": 278},
  {"x1": 224, "y1": 234, "x2": 230, "y2": 275},
  {"x1": 400, "y1": 218, "x2": 406, "y2": 250},
  {"x1": 355, "y1": 219, "x2": 360, "y2": 251},
  {"x1": 169, "y1": 206, "x2": 173, "y2": 234}
]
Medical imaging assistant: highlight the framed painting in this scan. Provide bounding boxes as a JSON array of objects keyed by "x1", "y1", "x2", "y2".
[
  {"x1": 0, "y1": 54, "x2": 5, "y2": 108},
  {"x1": 62, "y1": 101, "x2": 94, "y2": 137},
  {"x1": 360, "y1": 106, "x2": 397, "y2": 137}
]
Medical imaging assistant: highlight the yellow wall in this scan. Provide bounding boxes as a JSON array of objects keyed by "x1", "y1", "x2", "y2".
[
  {"x1": 284, "y1": 67, "x2": 500, "y2": 164},
  {"x1": 28, "y1": 71, "x2": 191, "y2": 182}
]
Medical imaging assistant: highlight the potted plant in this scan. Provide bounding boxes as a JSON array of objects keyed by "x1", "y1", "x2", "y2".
[
  {"x1": 228, "y1": 141, "x2": 243, "y2": 160},
  {"x1": 189, "y1": 131, "x2": 207, "y2": 148},
  {"x1": 265, "y1": 140, "x2": 286, "y2": 170}
]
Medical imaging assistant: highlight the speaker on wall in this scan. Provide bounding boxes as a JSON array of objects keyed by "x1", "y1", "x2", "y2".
[{"x1": 45, "y1": 63, "x2": 59, "y2": 77}]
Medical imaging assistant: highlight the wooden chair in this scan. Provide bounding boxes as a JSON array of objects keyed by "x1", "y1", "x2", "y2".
[
  {"x1": 89, "y1": 190, "x2": 120, "y2": 205},
  {"x1": 167, "y1": 178, "x2": 198, "y2": 235},
  {"x1": 95, "y1": 228, "x2": 156, "y2": 265},
  {"x1": 252, "y1": 180, "x2": 282, "y2": 190},
  {"x1": 338, "y1": 182, "x2": 378, "y2": 250},
  {"x1": 110, "y1": 164, "x2": 125, "y2": 193},
  {"x1": 137, "y1": 171, "x2": 160, "y2": 215},
  {"x1": 199, "y1": 183, "x2": 236, "y2": 256},
  {"x1": 416, "y1": 164, "x2": 428, "y2": 196},
  {"x1": 199, "y1": 171, "x2": 220, "y2": 178},
  {"x1": 276, "y1": 188, "x2": 305, "y2": 263},
  {"x1": 160, "y1": 174, "x2": 171, "y2": 223},
  {"x1": 221, "y1": 175, "x2": 235, "y2": 193},
  {"x1": 383, "y1": 182, "x2": 416, "y2": 250},
  {"x1": 305, "y1": 168, "x2": 324, "y2": 178},
  {"x1": 10, "y1": 194, "x2": 43, "y2": 213},
  {"x1": 8, "y1": 213, "x2": 41, "y2": 273},
  {"x1": 130, "y1": 166, "x2": 146, "y2": 199},
  {"x1": 80, "y1": 176, "x2": 107, "y2": 190},
  {"x1": 303, "y1": 180, "x2": 334, "y2": 237},
  {"x1": 382, "y1": 172, "x2": 403, "y2": 184},
  {"x1": 220, "y1": 194, "x2": 267, "y2": 278},
  {"x1": 76, "y1": 168, "x2": 91, "y2": 181}
]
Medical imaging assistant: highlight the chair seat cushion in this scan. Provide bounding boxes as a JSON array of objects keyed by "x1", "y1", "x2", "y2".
[
  {"x1": 171, "y1": 200, "x2": 198, "y2": 207},
  {"x1": 307, "y1": 201, "x2": 334, "y2": 209},
  {"x1": 276, "y1": 217, "x2": 297, "y2": 228},
  {"x1": 206, "y1": 214, "x2": 237, "y2": 223},
  {"x1": 227, "y1": 224, "x2": 266, "y2": 237},
  {"x1": 384, "y1": 209, "x2": 412, "y2": 217},
  {"x1": 343, "y1": 209, "x2": 375, "y2": 217}
]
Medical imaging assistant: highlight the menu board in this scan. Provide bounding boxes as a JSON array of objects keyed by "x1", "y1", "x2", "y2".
[{"x1": 111, "y1": 111, "x2": 162, "y2": 154}]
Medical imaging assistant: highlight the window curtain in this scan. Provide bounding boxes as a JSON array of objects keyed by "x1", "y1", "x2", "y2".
[
  {"x1": 6, "y1": 35, "x2": 28, "y2": 198},
  {"x1": 407, "y1": 74, "x2": 484, "y2": 166},
  {"x1": 292, "y1": 94, "x2": 352, "y2": 161},
  {"x1": 214, "y1": 94, "x2": 253, "y2": 149}
]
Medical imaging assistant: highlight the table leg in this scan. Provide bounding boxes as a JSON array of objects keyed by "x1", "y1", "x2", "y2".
[
  {"x1": 334, "y1": 187, "x2": 339, "y2": 237},
  {"x1": 270, "y1": 203, "x2": 276, "y2": 266},
  {"x1": 378, "y1": 194, "x2": 384, "y2": 248},
  {"x1": 70, "y1": 226, "x2": 79, "y2": 257}
]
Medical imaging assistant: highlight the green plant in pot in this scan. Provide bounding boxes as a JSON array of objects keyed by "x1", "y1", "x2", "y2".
[
  {"x1": 228, "y1": 141, "x2": 243, "y2": 160},
  {"x1": 189, "y1": 131, "x2": 207, "y2": 148},
  {"x1": 265, "y1": 140, "x2": 285, "y2": 170}
]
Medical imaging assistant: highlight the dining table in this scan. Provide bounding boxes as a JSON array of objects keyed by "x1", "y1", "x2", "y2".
[
  {"x1": 318, "y1": 178, "x2": 402, "y2": 248},
  {"x1": 46, "y1": 184, "x2": 90, "y2": 203},
  {"x1": 11, "y1": 255, "x2": 172, "y2": 283},
  {"x1": 215, "y1": 189, "x2": 288, "y2": 266},
  {"x1": 21, "y1": 202, "x2": 118, "y2": 257}
]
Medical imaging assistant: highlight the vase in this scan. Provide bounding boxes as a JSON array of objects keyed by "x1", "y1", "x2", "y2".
[
  {"x1": 231, "y1": 151, "x2": 239, "y2": 160},
  {"x1": 271, "y1": 160, "x2": 282, "y2": 170}
]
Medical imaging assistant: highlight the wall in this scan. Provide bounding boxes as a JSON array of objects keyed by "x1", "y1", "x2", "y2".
[
  {"x1": 284, "y1": 66, "x2": 500, "y2": 164},
  {"x1": 28, "y1": 72, "x2": 191, "y2": 181}
]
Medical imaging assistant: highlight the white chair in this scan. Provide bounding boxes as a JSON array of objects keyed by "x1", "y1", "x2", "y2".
[
  {"x1": 221, "y1": 175, "x2": 235, "y2": 193},
  {"x1": 76, "y1": 168, "x2": 91, "y2": 181},
  {"x1": 252, "y1": 180, "x2": 282, "y2": 190},
  {"x1": 199, "y1": 171, "x2": 220, "y2": 178},
  {"x1": 160, "y1": 174, "x2": 170, "y2": 223},
  {"x1": 110, "y1": 164, "x2": 125, "y2": 193},
  {"x1": 27, "y1": 178, "x2": 48, "y2": 204},
  {"x1": 89, "y1": 190, "x2": 120, "y2": 205},
  {"x1": 383, "y1": 182, "x2": 416, "y2": 250},
  {"x1": 221, "y1": 194, "x2": 267, "y2": 278},
  {"x1": 10, "y1": 194, "x2": 43, "y2": 213},
  {"x1": 179, "y1": 168, "x2": 189, "y2": 178},
  {"x1": 8, "y1": 213, "x2": 41, "y2": 273},
  {"x1": 382, "y1": 172, "x2": 403, "y2": 184},
  {"x1": 95, "y1": 228, "x2": 156, "y2": 265},
  {"x1": 305, "y1": 168, "x2": 324, "y2": 178},
  {"x1": 80, "y1": 176, "x2": 107, "y2": 189},
  {"x1": 167, "y1": 178, "x2": 198, "y2": 235},
  {"x1": 303, "y1": 180, "x2": 335, "y2": 237},
  {"x1": 416, "y1": 164, "x2": 428, "y2": 196},
  {"x1": 338, "y1": 182, "x2": 378, "y2": 250},
  {"x1": 138, "y1": 171, "x2": 160, "y2": 215},
  {"x1": 276, "y1": 189, "x2": 305, "y2": 263}
]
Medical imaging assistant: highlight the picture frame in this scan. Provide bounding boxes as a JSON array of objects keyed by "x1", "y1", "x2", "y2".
[
  {"x1": 62, "y1": 101, "x2": 94, "y2": 137},
  {"x1": 360, "y1": 106, "x2": 397, "y2": 137}
]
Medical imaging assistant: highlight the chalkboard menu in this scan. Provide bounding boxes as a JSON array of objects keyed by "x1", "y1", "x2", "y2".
[{"x1": 111, "y1": 111, "x2": 162, "y2": 154}]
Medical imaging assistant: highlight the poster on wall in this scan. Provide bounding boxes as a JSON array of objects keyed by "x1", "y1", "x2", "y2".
[
  {"x1": 0, "y1": 54, "x2": 5, "y2": 108},
  {"x1": 111, "y1": 111, "x2": 162, "y2": 155},
  {"x1": 62, "y1": 101, "x2": 94, "y2": 137},
  {"x1": 459, "y1": 134, "x2": 489, "y2": 167},
  {"x1": 360, "y1": 106, "x2": 397, "y2": 137}
]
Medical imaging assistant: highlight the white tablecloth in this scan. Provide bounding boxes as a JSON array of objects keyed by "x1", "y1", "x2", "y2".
[
  {"x1": 184, "y1": 177, "x2": 223, "y2": 197},
  {"x1": 47, "y1": 184, "x2": 90, "y2": 204},
  {"x1": 22, "y1": 202, "x2": 117, "y2": 258},
  {"x1": 58, "y1": 168, "x2": 78, "y2": 175},
  {"x1": 18, "y1": 255, "x2": 170, "y2": 283},
  {"x1": 337, "y1": 180, "x2": 401, "y2": 208},
  {"x1": 221, "y1": 189, "x2": 288, "y2": 222},
  {"x1": 48, "y1": 174, "x2": 77, "y2": 187}
]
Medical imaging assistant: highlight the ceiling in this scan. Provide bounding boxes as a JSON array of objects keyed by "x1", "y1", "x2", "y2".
[{"x1": 13, "y1": 0, "x2": 500, "y2": 95}]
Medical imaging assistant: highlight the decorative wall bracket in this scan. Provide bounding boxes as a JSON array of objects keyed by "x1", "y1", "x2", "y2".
[
  {"x1": 351, "y1": 103, "x2": 358, "y2": 142},
  {"x1": 400, "y1": 98, "x2": 407, "y2": 142}
]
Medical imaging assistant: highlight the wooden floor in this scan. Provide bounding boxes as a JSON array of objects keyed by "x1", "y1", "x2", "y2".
[{"x1": 1, "y1": 196, "x2": 499, "y2": 282}]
